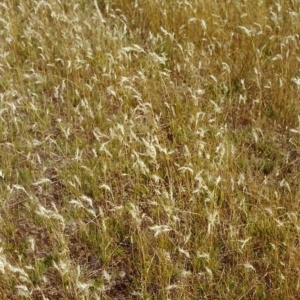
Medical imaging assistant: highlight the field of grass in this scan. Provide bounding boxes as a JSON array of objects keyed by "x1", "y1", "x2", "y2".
[{"x1": 1, "y1": 0, "x2": 300, "y2": 299}]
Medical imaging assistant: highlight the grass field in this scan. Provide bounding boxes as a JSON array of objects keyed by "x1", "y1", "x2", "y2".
[{"x1": 1, "y1": 0, "x2": 300, "y2": 299}]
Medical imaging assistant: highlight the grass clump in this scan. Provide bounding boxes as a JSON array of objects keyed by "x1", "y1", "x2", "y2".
[{"x1": 1, "y1": 0, "x2": 300, "y2": 299}]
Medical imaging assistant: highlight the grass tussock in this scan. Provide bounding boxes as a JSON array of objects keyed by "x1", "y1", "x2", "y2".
[{"x1": 1, "y1": 0, "x2": 300, "y2": 299}]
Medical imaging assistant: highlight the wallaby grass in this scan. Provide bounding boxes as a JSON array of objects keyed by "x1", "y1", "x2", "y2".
[{"x1": 1, "y1": 0, "x2": 300, "y2": 299}]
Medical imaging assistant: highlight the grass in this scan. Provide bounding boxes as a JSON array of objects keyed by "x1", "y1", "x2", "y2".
[{"x1": 1, "y1": 0, "x2": 300, "y2": 299}]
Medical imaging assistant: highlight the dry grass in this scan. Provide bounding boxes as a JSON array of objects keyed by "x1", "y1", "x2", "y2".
[{"x1": 1, "y1": 0, "x2": 300, "y2": 299}]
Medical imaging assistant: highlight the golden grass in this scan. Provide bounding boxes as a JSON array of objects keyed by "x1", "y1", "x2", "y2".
[{"x1": 1, "y1": 0, "x2": 300, "y2": 299}]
